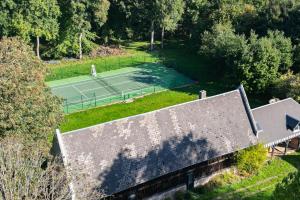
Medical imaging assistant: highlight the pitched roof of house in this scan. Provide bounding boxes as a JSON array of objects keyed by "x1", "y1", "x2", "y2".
[
  {"x1": 58, "y1": 88, "x2": 257, "y2": 196},
  {"x1": 252, "y1": 98, "x2": 300, "y2": 146}
]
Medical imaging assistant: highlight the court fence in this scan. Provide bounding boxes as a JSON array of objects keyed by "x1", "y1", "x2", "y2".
[{"x1": 63, "y1": 85, "x2": 166, "y2": 113}]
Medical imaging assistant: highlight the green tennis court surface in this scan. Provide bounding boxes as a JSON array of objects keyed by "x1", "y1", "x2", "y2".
[{"x1": 47, "y1": 63, "x2": 194, "y2": 113}]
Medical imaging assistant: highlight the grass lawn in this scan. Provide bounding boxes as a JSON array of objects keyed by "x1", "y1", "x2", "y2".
[
  {"x1": 46, "y1": 42, "x2": 159, "y2": 81},
  {"x1": 60, "y1": 84, "x2": 200, "y2": 132},
  {"x1": 185, "y1": 152, "x2": 300, "y2": 200}
]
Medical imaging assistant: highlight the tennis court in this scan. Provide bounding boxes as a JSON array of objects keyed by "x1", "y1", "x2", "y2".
[{"x1": 47, "y1": 63, "x2": 194, "y2": 113}]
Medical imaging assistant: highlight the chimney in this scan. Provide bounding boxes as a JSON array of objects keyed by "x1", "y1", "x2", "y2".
[
  {"x1": 199, "y1": 90, "x2": 207, "y2": 99},
  {"x1": 269, "y1": 98, "x2": 280, "y2": 104}
]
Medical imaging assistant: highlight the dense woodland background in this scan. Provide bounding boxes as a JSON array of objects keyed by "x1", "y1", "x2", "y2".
[{"x1": 2, "y1": 0, "x2": 300, "y2": 95}]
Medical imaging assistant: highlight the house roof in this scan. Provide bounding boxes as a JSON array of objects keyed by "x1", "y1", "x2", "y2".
[
  {"x1": 252, "y1": 98, "x2": 300, "y2": 146},
  {"x1": 286, "y1": 115, "x2": 300, "y2": 130},
  {"x1": 58, "y1": 88, "x2": 257, "y2": 196}
]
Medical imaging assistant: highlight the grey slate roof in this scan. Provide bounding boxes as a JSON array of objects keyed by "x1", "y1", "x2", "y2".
[
  {"x1": 58, "y1": 89, "x2": 257, "y2": 196},
  {"x1": 252, "y1": 98, "x2": 300, "y2": 146}
]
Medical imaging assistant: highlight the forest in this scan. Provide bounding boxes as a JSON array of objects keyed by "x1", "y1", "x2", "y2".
[{"x1": 2, "y1": 0, "x2": 300, "y2": 96}]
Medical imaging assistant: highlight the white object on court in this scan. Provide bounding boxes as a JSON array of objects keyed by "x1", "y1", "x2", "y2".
[{"x1": 91, "y1": 64, "x2": 97, "y2": 77}]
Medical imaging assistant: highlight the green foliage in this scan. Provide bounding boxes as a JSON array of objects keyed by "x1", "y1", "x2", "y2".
[
  {"x1": 200, "y1": 24, "x2": 293, "y2": 93},
  {"x1": 237, "y1": 31, "x2": 281, "y2": 92},
  {"x1": 0, "y1": 37, "x2": 63, "y2": 140},
  {"x1": 156, "y1": 0, "x2": 185, "y2": 31},
  {"x1": 26, "y1": 0, "x2": 60, "y2": 40},
  {"x1": 200, "y1": 23, "x2": 248, "y2": 76},
  {"x1": 273, "y1": 71, "x2": 300, "y2": 101},
  {"x1": 50, "y1": 0, "x2": 110, "y2": 58},
  {"x1": 236, "y1": 144, "x2": 268, "y2": 176},
  {"x1": 272, "y1": 171, "x2": 300, "y2": 200},
  {"x1": 0, "y1": 0, "x2": 16, "y2": 36},
  {"x1": 204, "y1": 170, "x2": 240, "y2": 190}
]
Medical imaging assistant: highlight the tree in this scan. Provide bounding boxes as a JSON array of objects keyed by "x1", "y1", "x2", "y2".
[
  {"x1": 0, "y1": 136, "x2": 71, "y2": 200},
  {"x1": 24, "y1": 0, "x2": 61, "y2": 59},
  {"x1": 58, "y1": 0, "x2": 110, "y2": 59},
  {"x1": 0, "y1": 37, "x2": 63, "y2": 139},
  {"x1": 267, "y1": 30, "x2": 293, "y2": 72},
  {"x1": 236, "y1": 32, "x2": 281, "y2": 92},
  {"x1": 272, "y1": 171, "x2": 300, "y2": 200},
  {"x1": 0, "y1": 135, "x2": 104, "y2": 200},
  {"x1": 156, "y1": 0, "x2": 185, "y2": 48},
  {"x1": 0, "y1": 0, "x2": 16, "y2": 37},
  {"x1": 273, "y1": 71, "x2": 300, "y2": 101},
  {"x1": 199, "y1": 23, "x2": 248, "y2": 78}
]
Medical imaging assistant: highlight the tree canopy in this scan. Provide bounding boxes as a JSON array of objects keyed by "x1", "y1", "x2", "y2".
[{"x1": 0, "y1": 37, "x2": 63, "y2": 140}]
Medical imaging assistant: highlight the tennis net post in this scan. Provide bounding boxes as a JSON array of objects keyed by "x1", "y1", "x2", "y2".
[{"x1": 94, "y1": 92, "x2": 96, "y2": 107}]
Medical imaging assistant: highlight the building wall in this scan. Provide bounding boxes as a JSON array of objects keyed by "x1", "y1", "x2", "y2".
[{"x1": 106, "y1": 154, "x2": 234, "y2": 200}]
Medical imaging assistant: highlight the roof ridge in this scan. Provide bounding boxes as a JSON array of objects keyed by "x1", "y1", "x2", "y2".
[
  {"x1": 62, "y1": 89, "x2": 239, "y2": 135},
  {"x1": 238, "y1": 85, "x2": 258, "y2": 137}
]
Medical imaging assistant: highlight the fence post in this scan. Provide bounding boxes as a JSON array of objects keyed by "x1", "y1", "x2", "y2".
[{"x1": 65, "y1": 99, "x2": 69, "y2": 114}]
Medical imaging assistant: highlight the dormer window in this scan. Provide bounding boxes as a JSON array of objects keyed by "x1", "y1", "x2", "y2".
[{"x1": 286, "y1": 115, "x2": 300, "y2": 133}]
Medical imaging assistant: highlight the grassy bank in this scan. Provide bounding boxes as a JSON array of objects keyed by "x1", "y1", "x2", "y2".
[
  {"x1": 60, "y1": 85, "x2": 200, "y2": 132},
  {"x1": 183, "y1": 152, "x2": 300, "y2": 200}
]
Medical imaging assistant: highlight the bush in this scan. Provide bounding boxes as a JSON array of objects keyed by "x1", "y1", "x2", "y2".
[
  {"x1": 272, "y1": 71, "x2": 300, "y2": 101},
  {"x1": 0, "y1": 37, "x2": 63, "y2": 140},
  {"x1": 236, "y1": 144, "x2": 268, "y2": 176},
  {"x1": 201, "y1": 170, "x2": 240, "y2": 192},
  {"x1": 272, "y1": 171, "x2": 300, "y2": 200},
  {"x1": 200, "y1": 24, "x2": 293, "y2": 93}
]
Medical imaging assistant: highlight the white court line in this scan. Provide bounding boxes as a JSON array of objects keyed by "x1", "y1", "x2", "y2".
[
  {"x1": 83, "y1": 79, "x2": 142, "y2": 93},
  {"x1": 72, "y1": 85, "x2": 89, "y2": 99},
  {"x1": 75, "y1": 82, "x2": 148, "y2": 101},
  {"x1": 52, "y1": 70, "x2": 141, "y2": 90}
]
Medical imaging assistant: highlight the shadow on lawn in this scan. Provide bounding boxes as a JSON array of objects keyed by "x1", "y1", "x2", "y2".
[{"x1": 282, "y1": 152, "x2": 300, "y2": 170}]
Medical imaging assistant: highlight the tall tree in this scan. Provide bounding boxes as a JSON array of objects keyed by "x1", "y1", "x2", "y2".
[
  {"x1": 0, "y1": 37, "x2": 63, "y2": 140},
  {"x1": 156, "y1": 0, "x2": 185, "y2": 48},
  {"x1": 0, "y1": 0, "x2": 16, "y2": 38},
  {"x1": 59, "y1": 0, "x2": 110, "y2": 59},
  {"x1": 26, "y1": 0, "x2": 61, "y2": 59}
]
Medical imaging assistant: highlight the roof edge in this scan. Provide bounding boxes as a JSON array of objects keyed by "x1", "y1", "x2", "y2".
[
  {"x1": 238, "y1": 85, "x2": 258, "y2": 137},
  {"x1": 56, "y1": 129, "x2": 76, "y2": 200},
  {"x1": 252, "y1": 98, "x2": 296, "y2": 111}
]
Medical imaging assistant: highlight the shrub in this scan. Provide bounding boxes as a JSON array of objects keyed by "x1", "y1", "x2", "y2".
[
  {"x1": 272, "y1": 171, "x2": 300, "y2": 200},
  {"x1": 272, "y1": 71, "x2": 300, "y2": 101},
  {"x1": 204, "y1": 170, "x2": 240, "y2": 191},
  {"x1": 236, "y1": 144, "x2": 268, "y2": 176}
]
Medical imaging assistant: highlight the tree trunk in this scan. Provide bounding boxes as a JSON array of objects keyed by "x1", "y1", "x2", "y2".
[
  {"x1": 150, "y1": 21, "x2": 155, "y2": 51},
  {"x1": 79, "y1": 33, "x2": 83, "y2": 59},
  {"x1": 161, "y1": 27, "x2": 165, "y2": 49},
  {"x1": 36, "y1": 36, "x2": 40, "y2": 59}
]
